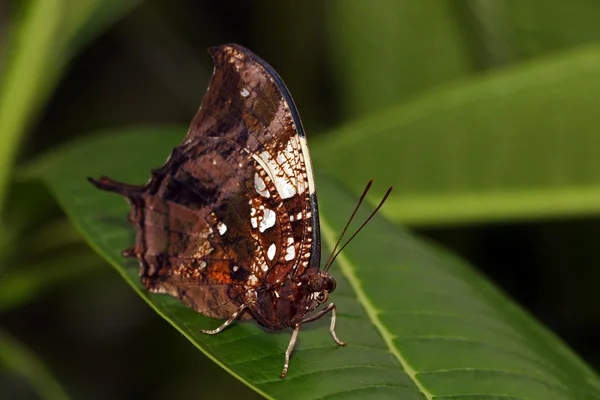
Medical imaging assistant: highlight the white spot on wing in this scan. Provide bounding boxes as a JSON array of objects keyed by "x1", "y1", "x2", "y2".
[
  {"x1": 233, "y1": 265, "x2": 239, "y2": 272},
  {"x1": 240, "y1": 87, "x2": 250, "y2": 97},
  {"x1": 250, "y1": 217, "x2": 258, "y2": 229},
  {"x1": 267, "y1": 243, "x2": 276, "y2": 260},
  {"x1": 217, "y1": 221, "x2": 227, "y2": 235},
  {"x1": 299, "y1": 136, "x2": 316, "y2": 194},
  {"x1": 248, "y1": 274, "x2": 258, "y2": 285},
  {"x1": 282, "y1": 139, "x2": 306, "y2": 195},
  {"x1": 277, "y1": 152, "x2": 286, "y2": 166},
  {"x1": 199, "y1": 261, "x2": 207, "y2": 269},
  {"x1": 260, "y1": 208, "x2": 276, "y2": 233},
  {"x1": 254, "y1": 173, "x2": 270, "y2": 198},
  {"x1": 284, "y1": 245, "x2": 296, "y2": 261},
  {"x1": 252, "y1": 151, "x2": 297, "y2": 199}
]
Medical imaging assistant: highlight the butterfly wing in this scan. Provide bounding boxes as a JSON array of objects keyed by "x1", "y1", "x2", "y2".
[
  {"x1": 185, "y1": 44, "x2": 321, "y2": 282},
  {"x1": 91, "y1": 45, "x2": 320, "y2": 320}
]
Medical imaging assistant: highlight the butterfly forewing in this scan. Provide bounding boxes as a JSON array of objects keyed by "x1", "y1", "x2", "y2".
[
  {"x1": 184, "y1": 44, "x2": 320, "y2": 278},
  {"x1": 93, "y1": 45, "x2": 320, "y2": 321}
]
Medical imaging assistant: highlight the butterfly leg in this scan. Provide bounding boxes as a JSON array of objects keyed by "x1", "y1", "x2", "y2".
[
  {"x1": 300, "y1": 303, "x2": 347, "y2": 346},
  {"x1": 281, "y1": 324, "x2": 301, "y2": 378},
  {"x1": 280, "y1": 303, "x2": 347, "y2": 379},
  {"x1": 201, "y1": 304, "x2": 247, "y2": 335}
]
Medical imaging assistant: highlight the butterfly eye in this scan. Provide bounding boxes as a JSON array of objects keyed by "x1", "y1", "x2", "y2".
[{"x1": 316, "y1": 291, "x2": 328, "y2": 304}]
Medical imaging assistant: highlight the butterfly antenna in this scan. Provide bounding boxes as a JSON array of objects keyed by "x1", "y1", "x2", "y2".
[
  {"x1": 324, "y1": 183, "x2": 393, "y2": 271},
  {"x1": 323, "y1": 181, "x2": 373, "y2": 270}
]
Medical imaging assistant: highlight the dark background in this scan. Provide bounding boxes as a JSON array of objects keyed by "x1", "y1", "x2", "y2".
[{"x1": 2, "y1": 1, "x2": 599, "y2": 398}]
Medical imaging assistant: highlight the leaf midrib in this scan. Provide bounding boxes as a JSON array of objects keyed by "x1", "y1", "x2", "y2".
[{"x1": 319, "y1": 216, "x2": 432, "y2": 399}]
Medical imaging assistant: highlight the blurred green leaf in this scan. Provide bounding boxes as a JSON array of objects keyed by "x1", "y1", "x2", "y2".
[
  {"x1": 0, "y1": 180, "x2": 61, "y2": 263},
  {"x1": 21, "y1": 129, "x2": 600, "y2": 398},
  {"x1": 0, "y1": 248, "x2": 103, "y2": 313},
  {"x1": 506, "y1": 0, "x2": 600, "y2": 59},
  {"x1": 0, "y1": 330, "x2": 70, "y2": 400},
  {"x1": 312, "y1": 43, "x2": 600, "y2": 226},
  {"x1": 0, "y1": 0, "x2": 142, "y2": 215},
  {"x1": 253, "y1": 1, "x2": 330, "y2": 131},
  {"x1": 326, "y1": 0, "x2": 476, "y2": 118}
]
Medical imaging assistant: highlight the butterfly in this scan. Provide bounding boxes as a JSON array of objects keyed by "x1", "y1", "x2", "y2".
[{"x1": 89, "y1": 44, "x2": 391, "y2": 378}]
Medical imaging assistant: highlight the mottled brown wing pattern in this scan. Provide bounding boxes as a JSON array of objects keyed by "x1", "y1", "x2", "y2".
[
  {"x1": 184, "y1": 45, "x2": 320, "y2": 280},
  {"x1": 89, "y1": 44, "x2": 359, "y2": 378},
  {"x1": 118, "y1": 141, "x2": 260, "y2": 319},
  {"x1": 128, "y1": 139, "x2": 284, "y2": 317},
  {"x1": 90, "y1": 45, "x2": 319, "y2": 320}
]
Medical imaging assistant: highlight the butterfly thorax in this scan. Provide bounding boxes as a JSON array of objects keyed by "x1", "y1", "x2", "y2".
[{"x1": 248, "y1": 268, "x2": 336, "y2": 330}]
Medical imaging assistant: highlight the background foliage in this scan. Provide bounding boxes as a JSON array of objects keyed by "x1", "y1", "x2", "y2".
[{"x1": 1, "y1": 0, "x2": 600, "y2": 398}]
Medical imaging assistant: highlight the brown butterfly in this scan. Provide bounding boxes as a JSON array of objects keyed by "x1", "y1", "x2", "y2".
[{"x1": 89, "y1": 44, "x2": 391, "y2": 378}]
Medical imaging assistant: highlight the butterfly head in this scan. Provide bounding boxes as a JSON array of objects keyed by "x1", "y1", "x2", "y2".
[
  {"x1": 303, "y1": 269, "x2": 336, "y2": 303},
  {"x1": 287, "y1": 269, "x2": 337, "y2": 322}
]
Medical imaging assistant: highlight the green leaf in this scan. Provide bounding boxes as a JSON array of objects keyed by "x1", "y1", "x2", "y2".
[
  {"x1": 22, "y1": 128, "x2": 600, "y2": 398},
  {"x1": 311, "y1": 43, "x2": 600, "y2": 226},
  {"x1": 0, "y1": 330, "x2": 70, "y2": 400},
  {"x1": 505, "y1": 0, "x2": 600, "y2": 59},
  {"x1": 0, "y1": 242, "x2": 105, "y2": 313},
  {"x1": 0, "y1": 0, "x2": 142, "y2": 215},
  {"x1": 326, "y1": 0, "x2": 476, "y2": 118}
]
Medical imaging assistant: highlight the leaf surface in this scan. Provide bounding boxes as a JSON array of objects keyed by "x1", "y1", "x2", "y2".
[
  {"x1": 0, "y1": 330, "x2": 70, "y2": 400},
  {"x1": 0, "y1": 0, "x2": 142, "y2": 214},
  {"x1": 326, "y1": 0, "x2": 475, "y2": 118},
  {"x1": 23, "y1": 128, "x2": 600, "y2": 399},
  {"x1": 311, "y1": 44, "x2": 600, "y2": 226}
]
